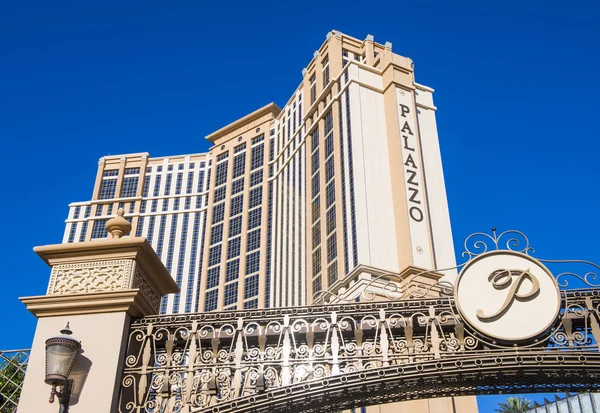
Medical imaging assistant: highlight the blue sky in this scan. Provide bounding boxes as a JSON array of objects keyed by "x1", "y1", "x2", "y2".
[{"x1": 1, "y1": 1, "x2": 598, "y2": 411}]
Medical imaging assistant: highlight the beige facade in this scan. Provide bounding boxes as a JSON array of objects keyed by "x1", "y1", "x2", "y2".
[
  {"x1": 58, "y1": 30, "x2": 471, "y2": 411},
  {"x1": 63, "y1": 30, "x2": 455, "y2": 314}
]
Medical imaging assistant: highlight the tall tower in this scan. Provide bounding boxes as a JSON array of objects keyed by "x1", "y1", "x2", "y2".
[
  {"x1": 61, "y1": 31, "x2": 476, "y2": 412},
  {"x1": 62, "y1": 30, "x2": 456, "y2": 314}
]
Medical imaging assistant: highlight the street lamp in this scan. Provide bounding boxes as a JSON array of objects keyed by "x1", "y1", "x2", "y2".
[{"x1": 45, "y1": 323, "x2": 81, "y2": 404}]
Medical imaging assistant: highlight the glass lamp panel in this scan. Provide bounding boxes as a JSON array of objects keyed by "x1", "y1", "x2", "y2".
[{"x1": 45, "y1": 340, "x2": 80, "y2": 385}]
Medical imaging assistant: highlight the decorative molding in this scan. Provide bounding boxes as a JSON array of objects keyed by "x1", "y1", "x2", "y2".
[
  {"x1": 48, "y1": 260, "x2": 134, "y2": 295},
  {"x1": 131, "y1": 263, "x2": 161, "y2": 312},
  {"x1": 20, "y1": 290, "x2": 155, "y2": 318},
  {"x1": 45, "y1": 259, "x2": 163, "y2": 315}
]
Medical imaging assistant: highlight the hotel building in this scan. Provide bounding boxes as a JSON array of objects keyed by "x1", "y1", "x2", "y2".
[
  {"x1": 62, "y1": 30, "x2": 456, "y2": 315},
  {"x1": 60, "y1": 29, "x2": 477, "y2": 413}
]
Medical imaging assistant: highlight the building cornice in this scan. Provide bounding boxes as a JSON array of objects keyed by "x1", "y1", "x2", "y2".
[
  {"x1": 205, "y1": 102, "x2": 281, "y2": 145},
  {"x1": 20, "y1": 290, "x2": 155, "y2": 318}
]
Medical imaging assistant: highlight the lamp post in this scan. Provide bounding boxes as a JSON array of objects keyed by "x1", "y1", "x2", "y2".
[{"x1": 44, "y1": 323, "x2": 81, "y2": 406}]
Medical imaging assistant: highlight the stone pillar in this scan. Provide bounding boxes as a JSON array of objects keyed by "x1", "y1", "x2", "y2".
[{"x1": 18, "y1": 209, "x2": 178, "y2": 413}]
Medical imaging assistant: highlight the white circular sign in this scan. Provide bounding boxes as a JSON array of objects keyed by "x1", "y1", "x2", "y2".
[{"x1": 455, "y1": 251, "x2": 561, "y2": 343}]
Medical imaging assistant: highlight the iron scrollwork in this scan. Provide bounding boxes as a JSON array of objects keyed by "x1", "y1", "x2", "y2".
[
  {"x1": 117, "y1": 229, "x2": 600, "y2": 412},
  {"x1": 118, "y1": 290, "x2": 600, "y2": 412}
]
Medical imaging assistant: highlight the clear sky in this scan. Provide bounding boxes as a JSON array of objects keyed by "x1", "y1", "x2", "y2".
[{"x1": 1, "y1": 1, "x2": 598, "y2": 411}]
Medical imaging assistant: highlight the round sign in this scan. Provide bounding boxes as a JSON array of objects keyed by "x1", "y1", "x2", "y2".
[{"x1": 455, "y1": 250, "x2": 561, "y2": 343}]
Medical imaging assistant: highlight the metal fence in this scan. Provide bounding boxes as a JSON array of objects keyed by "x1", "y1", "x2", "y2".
[{"x1": 0, "y1": 350, "x2": 30, "y2": 413}]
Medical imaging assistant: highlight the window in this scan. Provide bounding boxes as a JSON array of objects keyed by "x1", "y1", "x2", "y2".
[
  {"x1": 212, "y1": 203, "x2": 225, "y2": 224},
  {"x1": 327, "y1": 207, "x2": 336, "y2": 234},
  {"x1": 204, "y1": 289, "x2": 218, "y2": 312},
  {"x1": 164, "y1": 174, "x2": 173, "y2": 196},
  {"x1": 229, "y1": 216, "x2": 242, "y2": 237},
  {"x1": 312, "y1": 149, "x2": 320, "y2": 173},
  {"x1": 207, "y1": 267, "x2": 221, "y2": 290},
  {"x1": 226, "y1": 259, "x2": 240, "y2": 282},
  {"x1": 79, "y1": 222, "x2": 88, "y2": 242},
  {"x1": 224, "y1": 283, "x2": 238, "y2": 306},
  {"x1": 311, "y1": 172, "x2": 320, "y2": 199},
  {"x1": 244, "y1": 274, "x2": 259, "y2": 298},
  {"x1": 328, "y1": 262, "x2": 338, "y2": 286},
  {"x1": 322, "y1": 55, "x2": 330, "y2": 88},
  {"x1": 196, "y1": 170, "x2": 205, "y2": 192},
  {"x1": 125, "y1": 167, "x2": 140, "y2": 175},
  {"x1": 208, "y1": 244, "x2": 222, "y2": 267},
  {"x1": 185, "y1": 172, "x2": 194, "y2": 194},
  {"x1": 312, "y1": 196, "x2": 320, "y2": 222},
  {"x1": 311, "y1": 128, "x2": 319, "y2": 151},
  {"x1": 67, "y1": 223, "x2": 77, "y2": 243},
  {"x1": 247, "y1": 229, "x2": 261, "y2": 252},
  {"x1": 234, "y1": 143, "x2": 246, "y2": 153},
  {"x1": 325, "y1": 111, "x2": 333, "y2": 135},
  {"x1": 232, "y1": 178, "x2": 244, "y2": 195},
  {"x1": 217, "y1": 152, "x2": 229, "y2": 162},
  {"x1": 103, "y1": 169, "x2": 118, "y2": 177},
  {"x1": 227, "y1": 237, "x2": 241, "y2": 259},
  {"x1": 121, "y1": 176, "x2": 138, "y2": 198},
  {"x1": 175, "y1": 173, "x2": 183, "y2": 195},
  {"x1": 142, "y1": 176, "x2": 151, "y2": 197},
  {"x1": 230, "y1": 195, "x2": 244, "y2": 216},
  {"x1": 251, "y1": 144, "x2": 264, "y2": 170},
  {"x1": 250, "y1": 169, "x2": 263, "y2": 187},
  {"x1": 215, "y1": 162, "x2": 228, "y2": 187},
  {"x1": 99, "y1": 179, "x2": 117, "y2": 199},
  {"x1": 327, "y1": 235, "x2": 337, "y2": 262},
  {"x1": 246, "y1": 251, "x2": 260, "y2": 274},
  {"x1": 249, "y1": 187, "x2": 262, "y2": 209},
  {"x1": 326, "y1": 181, "x2": 335, "y2": 208},
  {"x1": 325, "y1": 134, "x2": 334, "y2": 157},
  {"x1": 244, "y1": 298, "x2": 258, "y2": 309},
  {"x1": 252, "y1": 134, "x2": 264, "y2": 145},
  {"x1": 91, "y1": 220, "x2": 107, "y2": 239},
  {"x1": 214, "y1": 186, "x2": 227, "y2": 202},
  {"x1": 153, "y1": 175, "x2": 162, "y2": 197},
  {"x1": 313, "y1": 275, "x2": 322, "y2": 293},
  {"x1": 312, "y1": 222, "x2": 321, "y2": 247},
  {"x1": 310, "y1": 74, "x2": 316, "y2": 105},
  {"x1": 248, "y1": 208, "x2": 262, "y2": 230},
  {"x1": 233, "y1": 152, "x2": 246, "y2": 178},
  {"x1": 325, "y1": 156, "x2": 334, "y2": 182},
  {"x1": 312, "y1": 248, "x2": 321, "y2": 276},
  {"x1": 210, "y1": 223, "x2": 223, "y2": 244}
]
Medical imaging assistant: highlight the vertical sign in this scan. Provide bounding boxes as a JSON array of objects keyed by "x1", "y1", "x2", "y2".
[{"x1": 396, "y1": 88, "x2": 432, "y2": 268}]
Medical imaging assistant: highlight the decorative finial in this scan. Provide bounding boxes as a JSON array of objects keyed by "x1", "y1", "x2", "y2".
[
  {"x1": 60, "y1": 322, "x2": 72, "y2": 335},
  {"x1": 105, "y1": 208, "x2": 132, "y2": 239}
]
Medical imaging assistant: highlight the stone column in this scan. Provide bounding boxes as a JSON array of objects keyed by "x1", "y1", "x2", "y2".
[{"x1": 18, "y1": 209, "x2": 178, "y2": 413}]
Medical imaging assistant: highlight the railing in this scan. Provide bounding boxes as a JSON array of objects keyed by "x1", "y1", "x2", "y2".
[
  {"x1": 118, "y1": 290, "x2": 600, "y2": 413},
  {"x1": 0, "y1": 350, "x2": 29, "y2": 413}
]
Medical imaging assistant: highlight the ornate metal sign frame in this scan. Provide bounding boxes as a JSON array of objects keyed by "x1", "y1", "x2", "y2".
[{"x1": 118, "y1": 229, "x2": 600, "y2": 412}]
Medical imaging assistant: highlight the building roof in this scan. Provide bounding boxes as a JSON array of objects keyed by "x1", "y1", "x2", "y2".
[{"x1": 205, "y1": 102, "x2": 281, "y2": 144}]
